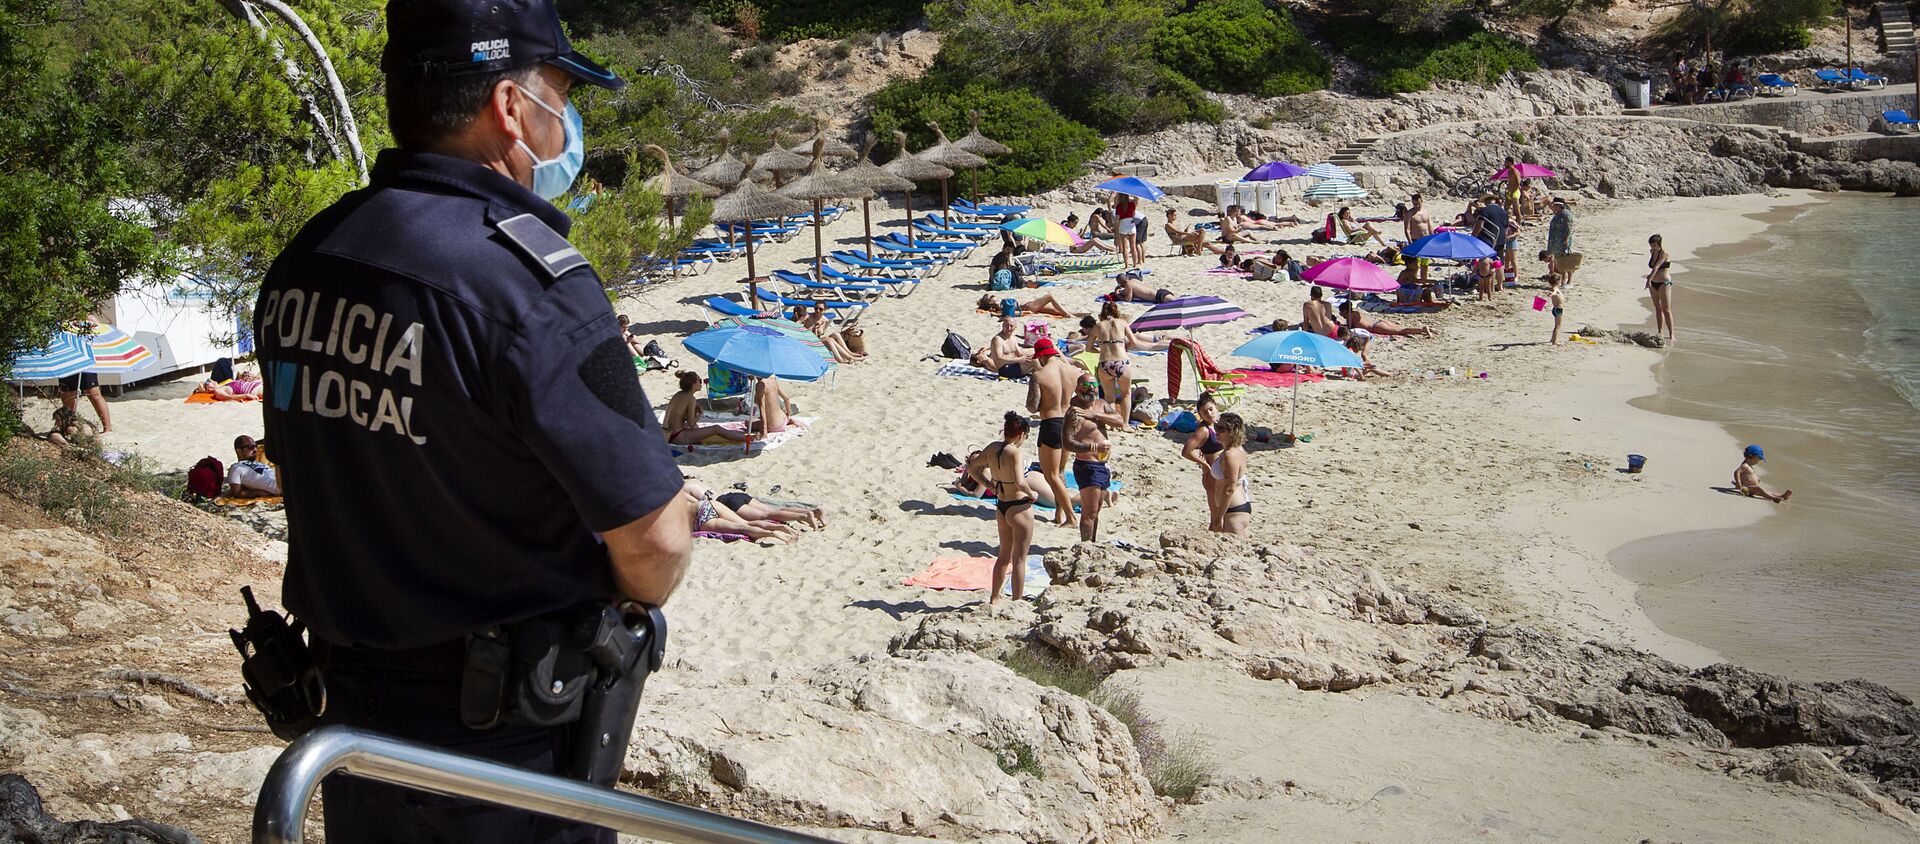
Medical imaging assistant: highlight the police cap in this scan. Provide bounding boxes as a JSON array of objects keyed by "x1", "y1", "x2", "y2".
[{"x1": 383, "y1": 0, "x2": 625, "y2": 90}]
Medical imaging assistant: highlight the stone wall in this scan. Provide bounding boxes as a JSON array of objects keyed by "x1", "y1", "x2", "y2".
[
  {"x1": 1657, "y1": 90, "x2": 1918, "y2": 133},
  {"x1": 1790, "y1": 132, "x2": 1920, "y2": 162}
]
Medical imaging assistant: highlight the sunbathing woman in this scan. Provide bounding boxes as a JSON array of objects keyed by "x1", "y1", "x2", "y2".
[
  {"x1": 1339, "y1": 300, "x2": 1435, "y2": 337},
  {"x1": 1058, "y1": 213, "x2": 1114, "y2": 254},
  {"x1": 965, "y1": 412, "x2": 1037, "y2": 610},
  {"x1": 1089, "y1": 300, "x2": 1141, "y2": 423},
  {"x1": 1163, "y1": 209, "x2": 1227, "y2": 256},
  {"x1": 977, "y1": 293, "x2": 1077, "y2": 319},
  {"x1": 798, "y1": 301, "x2": 865, "y2": 364},
  {"x1": 1338, "y1": 207, "x2": 1389, "y2": 248},
  {"x1": 663, "y1": 370, "x2": 749, "y2": 445},
  {"x1": 195, "y1": 370, "x2": 264, "y2": 401},
  {"x1": 1210, "y1": 412, "x2": 1252, "y2": 536},
  {"x1": 683, "y1": 475, "x2": 825, "y2": 528},
  {"x1": 682, "y1": 482, "x2": 798, "y2": 544}
]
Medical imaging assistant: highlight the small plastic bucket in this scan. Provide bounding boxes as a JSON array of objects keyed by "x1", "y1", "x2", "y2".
[{"x1": 1627, "y1": 453, "x2": 1648, "y2": 473}]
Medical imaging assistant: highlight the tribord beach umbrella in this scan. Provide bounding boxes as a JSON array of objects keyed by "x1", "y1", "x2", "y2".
[
  {"x1": 1131, "y1": 295, "x2": 1250, "y2": 333},
  {"x1": 7, "y1": 332, "x2": 94, "y2": 381},
  {"x1": 1243, "y1": 161, "x2": 1307, "y2": 181},
  {"x1": 1492, "y1": 162, "x2": 1558, "y2": 181},
  {"x1": 999, "y1": 218, "x2": 1076, "y2": 246},
  {"x1": 1403, "y1": 230, "x2": 1496, "y2": 261},
  {"x1": 1302, "y1": 162, "x2": 1353, "y2": 181},
  {"x1": 1232, "y1": 329, "x2": 1364, "y2": 437},
  {"x1": 1302, "y1": 257, "x2": 1398, "y2": 293},
  {"x1": 1302, "y1": 178, "x2": 1368, "y2": 201},
  {"x1": 1096, "y1": 175, "x2": 1167, "y2": 203},
  {"x1": 682, "y1": 324, "x2": 830, "y2": 382}
]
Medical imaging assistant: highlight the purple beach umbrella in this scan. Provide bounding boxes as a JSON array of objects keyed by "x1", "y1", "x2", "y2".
[{"x1": 1130, "y1": 296, "x2": 1251, "y2": 333}]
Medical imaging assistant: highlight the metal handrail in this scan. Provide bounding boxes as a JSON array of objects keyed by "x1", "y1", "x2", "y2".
[{"x1": 253, "y1": 725, "x2": 833, "y2": 844}]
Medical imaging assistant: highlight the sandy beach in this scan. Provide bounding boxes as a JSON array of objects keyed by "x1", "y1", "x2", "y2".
[{"x1": 23, "y1": 188, "x2": 1920, "y2": 838}]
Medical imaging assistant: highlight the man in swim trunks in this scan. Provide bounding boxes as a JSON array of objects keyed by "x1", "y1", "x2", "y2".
[
  {"x1": 1734, "y1": 444, "x2": 1792, "y2": 503},
  {"x1": 970, "y1": 316, "x2": 1034, "y2": 379},
  {"x1": 1302, "y1": 285, "x2": 1340, "y2": 338},
  {"x1": 1024, "y1": 338, "x2": 1078, "y2": 528},
  {"x1": 1110, "y1": 273, "x2": 1175, "y2": 304},
  {"x1": 1065, "y1": 380, "x2": 1119, "y2": 542}
]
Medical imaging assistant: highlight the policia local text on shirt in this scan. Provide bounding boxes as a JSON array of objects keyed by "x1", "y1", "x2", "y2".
[{"x1": 227, "y1": 1, "x2": 693, "y2": 841}]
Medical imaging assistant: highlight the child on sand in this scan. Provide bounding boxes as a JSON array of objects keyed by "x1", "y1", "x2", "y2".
[
  {"x1": 1734, "y1": 445, "x2": 1792, "y2": 503},
  {"x1": 1547, "y1": 279, "x2": 1566, "y2": 346}
]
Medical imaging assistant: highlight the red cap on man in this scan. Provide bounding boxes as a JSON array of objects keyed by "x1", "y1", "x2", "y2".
[{"x1": 1033, "y1": 338, "x2": 1060, "y2": 358}]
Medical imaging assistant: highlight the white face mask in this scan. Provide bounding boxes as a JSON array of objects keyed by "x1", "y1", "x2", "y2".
[{"x1": 513, "y1": 86, "x2": 584, "y2": 201}]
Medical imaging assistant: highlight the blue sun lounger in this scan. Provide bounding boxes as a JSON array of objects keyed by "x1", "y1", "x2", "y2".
[
  {"x1": 1756, "y1": 73, "x2": 1798, "y2": 96},
  {"x1": 926, "y1": 213, "x2": 1002, "y2": 231},
  {"x1": 752, "y1": 289, "x2": 867, "y2": 324},
  {"x1": 817, "y1": 262, "x2": 920, "y2": 296},
  {"x1": 702, "y1": 296, "x2": 788, "y2": 322},
  {"x1": 913, "y1": 220, "x2": 995, "y2": 241},
  {"x1": 829, "y1": 250, "x2": 942, "y2": 277},
  {"x1": 877, "y1": 233, "x2": 976, "y2": 256},
  {"x1": 1849, "y1": 69, "x2": 1887, "y2": 88},
  {"x1": 950, "y1": 198, "x2": 1032, "y2": 217},
  {"x1": 771, "y1": 269, "x2": 886, "y2": 300},
  {"x1": 1885, "y1": 110, "x2": 1920, "y2": 131}
]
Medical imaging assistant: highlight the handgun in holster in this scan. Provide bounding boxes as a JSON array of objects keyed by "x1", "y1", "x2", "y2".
[
  {"x1": 570, "y1": 603, "x2": 667, "y2": 786},
  {"x1": 229, "y1": 586, "x2": 326, "y2": 741}
]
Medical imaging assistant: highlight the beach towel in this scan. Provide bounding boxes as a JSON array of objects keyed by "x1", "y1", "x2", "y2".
[
  {"x1": 694, "y1": 530, "x2": 751, "y2": 542},
  {"x1": 184, "y1": 392, "x2": 259, "y2": 404},
  {"x1": 1205, "y1": 268, "x2": 1252, "y2": 277},
  {"x1": 903, "y1": 554, "x2": 1049, "y2": 596},
  {"x1": 936, "y1": 362, "x2": 1024, "y2": 383},
  {"x1": 213, "y1": 495, "x2": 284, "y2": 507},
  {"x1": 669, "y1": 417, "x2": 815, "y2": 456},
  {"x1": 977, "y1": 308, "x2": 1070, "y2": 320},
  {"x1": 1227, "y1": 369, "x2": 1326, "y2": 388}
]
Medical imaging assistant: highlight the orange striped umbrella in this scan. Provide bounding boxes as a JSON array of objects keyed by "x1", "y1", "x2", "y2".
[{"x1": 79, "y1": 323, "x2": 156, "y2": 372}]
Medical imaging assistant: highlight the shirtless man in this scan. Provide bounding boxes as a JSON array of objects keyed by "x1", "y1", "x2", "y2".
[
  {"x1": 1065, "y1": 377, "x2": 1123, "y2": 542},
  {"x1": 1216, "y1": 209, "x2": 1261, "y2": 245},
  {"x1": 1110, "y1": 273, "x2": 1176, "y2": 304},
  {"x1": 1025, "y1": 338, "x2": 1079, "y2": 528},
  {"x1": 970, "y1": 317, "x2": 1033, "y2": 379},
  {"x1": 664, "y1": 370, "x2": 748, "y2": 445},
  {"x1": 1301, "y1": 285, "x2": 1340, "y2": 338},
  {"x1": 1403, "y1": 194, "x2": 1433, "y2": 286},
  {"x1": 1163, "y1": 209, "x2": 1227, "y2": 256},
  {"x1": 1734, "y1": 444, "x2": 1792, "y2": 502},
  {"x1": 1339, "y1": 300, "x2": 1435, "y2": 337}
]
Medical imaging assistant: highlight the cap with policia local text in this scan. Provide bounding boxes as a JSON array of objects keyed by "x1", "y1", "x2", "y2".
[{"x1": 383, "y1": 0, "x2": 625, "y2": 90}]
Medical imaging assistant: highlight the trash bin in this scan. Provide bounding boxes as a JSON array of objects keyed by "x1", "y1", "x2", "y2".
[
  {"x1": 1621, "y1": 72, "x2": 1652, "y2": 109},
  {"x1": 1213, "y1": 180, "x2": 1238, "y2": 215}
]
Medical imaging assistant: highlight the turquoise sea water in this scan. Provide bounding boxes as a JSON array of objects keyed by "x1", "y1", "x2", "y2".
[{"x1": 1614, "y1": 195, "x2": 1920, "y2": 695}]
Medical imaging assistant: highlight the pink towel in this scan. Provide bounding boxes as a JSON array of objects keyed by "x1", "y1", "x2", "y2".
[
  {"x1": 1205, "y1": 268, "x2": 1252, "y2": 277},
  {"x1": 694, "y1": 531, "x2": 750, "y2": 542},
  {"x1": 904, "y1": 556, "x2": 995, "y2": 590},
  {"x1": 1228, "y1": 368, "x2": 1327, "y2": 388}
]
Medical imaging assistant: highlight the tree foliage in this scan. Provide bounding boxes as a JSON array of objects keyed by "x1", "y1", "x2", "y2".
[
  {"x1": 1659, "y1": 0, "x2": 1836, "y2": 54},
  {"x1": 1324, "y1": 17, "x2": 1539, "y2": 93},
  {"x1": 569, "y1": 154, "x2": 710, "y2": 292},
  {"x1": 1151, "y1": 0, "x2": 1330, "y2": 96},
  {"x1": 869, "y1": 79, "x2": 1107, "y2": 195}
]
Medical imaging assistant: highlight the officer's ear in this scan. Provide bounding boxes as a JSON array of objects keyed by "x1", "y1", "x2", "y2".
[{"x1": 488, "y1": 77, "x2": 532, "y2": 146}]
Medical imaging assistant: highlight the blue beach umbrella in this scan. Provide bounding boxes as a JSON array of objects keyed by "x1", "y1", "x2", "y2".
[
  {"x1": 1233, "y1": 329, "x2": 1364, "y2": 437},
  {"x1": 8, "y1": 332, "x2": 96, "y2": 381},
  {"x1": 1243, "y1": 161, "x2": 1307, "y2": 181},
  {"x1": 682, "y1": 324, "x2": 830, "y2": 382},
  {"x1": 1095, "y1": 175, "x2": 1167, "y2": 202},
  {"x1": 1403, "y1": 230, "x2": 1496, "y2": 261},
  {"x1": 1303, "y1": 162, "x2": 1353, "y2": 181}
]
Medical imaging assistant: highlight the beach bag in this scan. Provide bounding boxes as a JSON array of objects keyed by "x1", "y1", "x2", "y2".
[
  {"x1": 187, "y1": 456, "x2": 224, "y2": 500},
  {"x1": 1310, "y1": 215, "x2": 1335, "y2": 244},
  {"x1": 844, "y1": 326, "x2": 867, "y2": 355},
  {"x1": 940, "y1": 330, "x2": 972, "y2": 360},
  {"x1": 989, "y1": 268, "x2": 1015, "y2": 291}
]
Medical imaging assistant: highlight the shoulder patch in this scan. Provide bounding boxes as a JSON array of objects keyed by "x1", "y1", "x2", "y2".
[{"x1": 495, "y1": 213, "x2": 589, "y2": 279}]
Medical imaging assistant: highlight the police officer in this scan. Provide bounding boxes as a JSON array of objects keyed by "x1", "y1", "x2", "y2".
[{"x1": 252, "y1": 0, "x2": 691, "y2": 840}]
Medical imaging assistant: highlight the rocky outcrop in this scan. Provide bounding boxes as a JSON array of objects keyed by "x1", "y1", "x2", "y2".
[
  {"x1": 621, "y1": 652, "x2": 1165, "y2": 842},
  {"x1": 0, "y1": 775, "x2": 199, "y2": 844}
]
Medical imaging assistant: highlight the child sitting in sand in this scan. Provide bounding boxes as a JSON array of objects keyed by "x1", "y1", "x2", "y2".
[
  {"x1": 1734, "y1": 445, "x2": 1792, "y2": 503},
  {"x1": 39, "y1": 407, "x2": 97, "y2": 447}
]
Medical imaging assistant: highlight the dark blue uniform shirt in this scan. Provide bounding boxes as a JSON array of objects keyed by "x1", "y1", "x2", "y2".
[{"x1": 256, "y1": 150, "x2": 681, "y2": 649}]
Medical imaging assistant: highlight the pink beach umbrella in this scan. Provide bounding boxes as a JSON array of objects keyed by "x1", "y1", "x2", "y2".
[
  {"x1": 1491, "y1": 162, "x2": 1558, "y2": 181},
  {"x1": 1301, "y1": 257, "x2": 1399, "y2": 293}
]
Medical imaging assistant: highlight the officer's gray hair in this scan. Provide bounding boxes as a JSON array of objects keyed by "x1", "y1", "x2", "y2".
[{"x1": 386, "y1": 65, "x2": 542, "y2": 151}]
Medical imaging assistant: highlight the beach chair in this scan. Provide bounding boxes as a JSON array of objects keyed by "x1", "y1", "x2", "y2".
[
  {"x1": 926, "y1": 212, "x2": 1002, "y2": 232},
  {"x1": 1813, "y1": 68, "x2": 1852, "y2": 89},
  {"x1": 829, "y1": 250, "x2": 940, "y2": 278},
  {"x1": 950, "y1": 197, "x2": 1033, "y2": 217},
  {"x1": 701, "y1": 296, "x2": 791, "y2": 323},
  {"x1": 1165, "y1": 338, "x2": 1247, "y2": 409},
  {"x1": 818, "y1": 261, "x2": 921, "y2": 296},
  {"x1": 771, "y1": 269, "x2": 886, "y2": 301},
  {"x1": 877, "y1": 233, "x2": 977, "y2": 258},
  {"x1": 705, "y1": 363, "x2": 753, "y2": 415},
  {"x1": 1849, "y1": 68, "x2": 1888, "y2": 89},
  {"x1": 1756, "y1": 73, "x2": 1798, "y2": 96},
  {"x1": 913, "y1": 219, "x2": 994, "y2": 242},
  {"x1": 753, "y1": 289, "x2": 868, "y2": 324},
  {"x1": 640, "y1": 256, "x2": 713, "y2": 275},
  {"x1": 1884, "y1": 110, "x2": 1920, "y2": 131},
  {"x1": 716, "y1": 221, "x2": 801, "y2": 242}
]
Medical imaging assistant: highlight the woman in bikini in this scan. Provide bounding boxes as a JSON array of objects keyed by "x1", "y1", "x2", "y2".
[
  {"x1": 1338, "y1": 300, "x2": 1435, "y2": 337},
  {"x1": 195, "y1": 369, "x2": 265, "y2": 401},
  {"x1": 965, "y1": 412, "x2": 1037, "y2": 610},
  {"x1": 1646, "y1": 233, "x2": 1675, "y2": 340},
  {"x1": 798, "y1": 302, "x2": 864, "y2": 364},
  {"x1": 681, "y1": 481, "x2": 798, "y2": 544},
  {"x1": 954, "y1": 449, "x2": 1057, "y2": 509},
  {"x1": 976, "y1": 293, "x2": 1077, "y2": 319},
  {"x1": 1089, "y1": 301, "x2": 1140, "y2": 424},
  {"x1": 1337, "y1": 207, "x2": 1389, "y2": 248},
  {"x1": 663, "y1": 370, "x2": 748, "y2": 445},
  {"x1": 1179, "y1": 393, "x2": 1225, "y2": 530},
  {"x1": 683, "y1": 475, "x2": 825, "y2": 528},
  {"x1": 1211, "y1": 412, "x2": 1252, "y2": 536}
]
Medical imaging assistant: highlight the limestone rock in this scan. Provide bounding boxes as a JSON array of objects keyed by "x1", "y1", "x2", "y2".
[
  {"x1": 0, "y1": 774, "x2": 199, "y2": 844},
  {"x1": 622, "y1": 652, "x2": 1163, "y2": 842}
]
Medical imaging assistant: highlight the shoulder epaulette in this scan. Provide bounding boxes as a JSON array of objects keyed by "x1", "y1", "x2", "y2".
[{"x1": 494, "y1": 213, "x2": 589, "y2": 279}]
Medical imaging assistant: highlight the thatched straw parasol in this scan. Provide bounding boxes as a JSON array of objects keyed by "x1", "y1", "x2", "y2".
[
  {"x1": 882, "y1": 130, "x2": 951, "y2": 247},
  {"x1": 788, "y1": 120, "x2": 859, "y2": 159},
  {"x1": 841, "y1": 134, "x2": 915, "y2": 255},
  {"x1": 643, "y1": 144, "x2": 718, "y2": 278},
  {"x1": 918, "y1": 120, "x2": 986, "y2": 215},
  {"x1": 749, "y1": 133, "x2": 813, "y2": 187},
  {"x1": 953, "y1": 110, "x2": 1012, "y2": 203},
  {"x1": 777, "y1": 138, "x2": 874, "y2": 279},
  {"x1": 712, "y1": 155, "x2": 813, "y2": 305},
  {"x1": 690, "y1": 129, "x2": 747, "y2": 189}
]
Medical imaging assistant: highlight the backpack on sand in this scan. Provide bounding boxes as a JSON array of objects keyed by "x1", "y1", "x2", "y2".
[
  {"x1": 940, "y1": 330, "x2": 972, "y2": 360},
  {"x1": 187, "y1": 456, "x2": 224, "y2": 500}
]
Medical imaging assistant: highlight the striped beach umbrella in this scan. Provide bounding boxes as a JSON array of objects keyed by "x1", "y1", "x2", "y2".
[
  {"x1": 999, "y1": 218, "x2": 1076, "y2": 246},
  {"x1": 8, "y1": 332, "x2": 95, "y2": 381},
  {"x1": 1303, "y1": 162, "x2": 1353, "y2": 181},
  {"x1": 81, "y1": 323, "x2": 156, "y2": 373},
  {"x1": 1303, "y1": 179, "x2": 1368, "y2": 201},
  {"x1": 1130, "y1": 296, "x2": 1250, "y2": 333}
]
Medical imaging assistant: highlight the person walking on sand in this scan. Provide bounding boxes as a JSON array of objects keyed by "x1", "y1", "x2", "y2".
[
  {"x1": 1065, "y1": 380, "x2": 1120, "y2": 542},
  {"x1": 1545, "y1": 198, "x2": 1575, "y2": 285},
  {"x1": 1547, "y1": 278, "x2": 1566, "y2": 346},
  {"x1": 1210, "y1": 413, "x2": 1252, "y2": 536},
  {"x1": 965, "y1": 412, "x2": 1037, "y2": 610},
  {"x1": 1735, "y1": 445, "x2": 1792, "y2": 502},
  {"x1": 1646, "y1": 233, "x2": 1675, "y2": 340},
  {"x1": 1025, "y1": 338, "x2": 1079, "y2": 528}
]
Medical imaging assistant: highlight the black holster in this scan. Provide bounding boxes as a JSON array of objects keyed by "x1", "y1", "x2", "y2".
[{"x1": 229, "y1": 586, "x2": 326, "y2": 741}]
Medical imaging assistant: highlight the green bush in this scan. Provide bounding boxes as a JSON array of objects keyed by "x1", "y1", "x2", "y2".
[
  {"x1": 0, "y1": 446, "x2": 132, "y2": 535},
  {"x1": 1725, "y1": 20, "x2": 1813, "y2": 52},
  {"x1": 869, "y1": 78, "x2": 1107, "y2": 196},
  {"x1": 1151, "y1": 0, "x2": 1330, "y2": 96},
  {"x1": 700, "y1": 0, "x2": 923, "y2": 41},
  {"x1": 1324, "y1": 18, "x2": 1539, "y2": 94}
]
